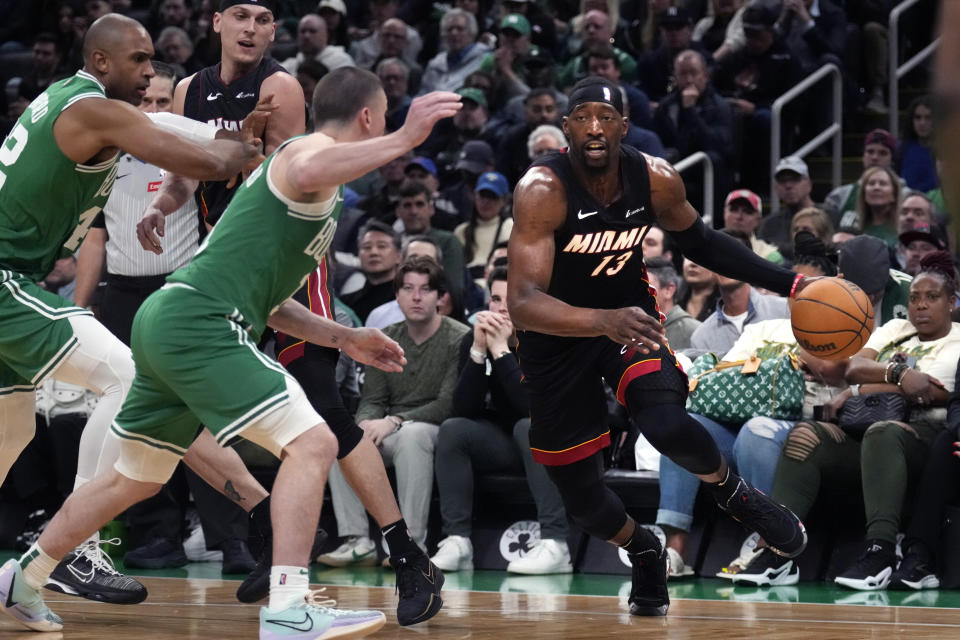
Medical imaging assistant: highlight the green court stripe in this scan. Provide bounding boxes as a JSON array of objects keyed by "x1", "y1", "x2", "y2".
[
  {"x1": 110, "y1": 424, "x2": 188, "y2": 456},
  {"x1": 215, "y1": 392, "x2": 289, "y2": 445},
  {"x1": 31, "y1": 337, "x2": 79, "y2": 385}
]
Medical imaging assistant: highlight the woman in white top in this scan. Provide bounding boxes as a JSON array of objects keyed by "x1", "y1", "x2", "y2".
[
  {"x1": 455, "y1": 171, "x2": 513, "y2": 288},
  {"x1": 734, "y1": 251, "x2": 960, "y2": 591}
]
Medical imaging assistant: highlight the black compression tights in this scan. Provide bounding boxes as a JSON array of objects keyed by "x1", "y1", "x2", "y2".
[
  {"x1": 545, "y1": 453, "x2": 629, "y2": 540},
  {"x1": 630, "y1": 401, "x2": 722, "y2": 475}
]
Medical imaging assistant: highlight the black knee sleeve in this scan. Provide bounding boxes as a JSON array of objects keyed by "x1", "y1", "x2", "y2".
[
  {"x1": 545, "y1": 453, "x2": 628, "y2": 540},
  {"x1": 284, "y1": 346, "x2": 363, "y2": 459},
  {"x1": 630, "y1": 403, "x2": 721, "y2": 475}
]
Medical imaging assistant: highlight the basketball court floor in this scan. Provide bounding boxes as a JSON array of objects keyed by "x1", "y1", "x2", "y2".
[{"x1": 4, "y1": 557, "x2": 960, "y2": 638}]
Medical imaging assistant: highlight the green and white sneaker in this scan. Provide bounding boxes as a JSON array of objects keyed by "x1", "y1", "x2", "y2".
[
  {"x1": 259, "y1": 589, "x2": 385, "y2": 639},
  {"x1": 0, "y1": 559, "x2": 63, "y2": 631},
  {"x1": 316, "y1": 536, "x2": 377, "y2": 568}
]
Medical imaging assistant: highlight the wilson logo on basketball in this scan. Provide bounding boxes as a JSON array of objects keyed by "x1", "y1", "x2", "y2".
[
  {"x1": 798, "y1": 339, "x2": 837, "y2": 352},
  {"x1": 500, "y1": 521, "x2": 540, "y2": 562}
]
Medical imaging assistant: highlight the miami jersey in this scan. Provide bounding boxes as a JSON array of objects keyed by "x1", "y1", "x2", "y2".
[
  {"x1": 168, "y1": 138, "x2": 342, "y2": 339},
  {"x1": 0, "y1": 70, "x2": 118, "y2": 281}
]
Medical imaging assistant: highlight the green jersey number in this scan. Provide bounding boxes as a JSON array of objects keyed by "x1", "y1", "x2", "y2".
[{"x1": 0, "y1": 123, "x2": 28, "y2": 192}]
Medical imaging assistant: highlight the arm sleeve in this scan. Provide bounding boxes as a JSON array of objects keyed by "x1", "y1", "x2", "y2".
[
  {"x1": 669, "y1": 216, "x2": 796, "y2": 296},
  {"x1": 146, "y1": 112, "x2": 219, "y2": 143}
]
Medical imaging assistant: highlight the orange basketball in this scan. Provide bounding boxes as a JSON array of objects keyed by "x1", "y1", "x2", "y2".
[{"x1": 791, "y1": 277, "x2": 875, "y2": 360}]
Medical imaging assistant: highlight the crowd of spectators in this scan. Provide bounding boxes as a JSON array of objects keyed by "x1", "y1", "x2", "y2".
[{"x1": 1, "y1": 0, "x2": 954, "y2": 591}]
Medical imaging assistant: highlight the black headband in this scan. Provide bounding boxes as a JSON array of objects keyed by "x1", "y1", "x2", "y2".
[
  {"x1": 219, "y1": 0, "x2": 278, "y2": 15},
  {"x1": 567, "y1": 82, "x2": 623, "y2": 116}
]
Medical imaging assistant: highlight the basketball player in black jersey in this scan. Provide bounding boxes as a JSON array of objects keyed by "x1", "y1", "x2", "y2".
[{"x1": 508, "y1": 77, "x2": 813, "y2": 617}]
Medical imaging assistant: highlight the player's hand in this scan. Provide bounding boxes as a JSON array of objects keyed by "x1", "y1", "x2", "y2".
[
  {"x1": 343, "y1": 327, "x2": 407, "y2": 373},
  {"x1": 598, "y1": 306, "x2": 666, "y2": 355},
  {"x1": 241, "y1": 93, "x2": 277, "y2": 144},
  {"x1": 399, "y1": 92, "x2": 463, "y2": 148},
  {"x1": 137, "y1": 209, "x2": 166, "y2": 254}
]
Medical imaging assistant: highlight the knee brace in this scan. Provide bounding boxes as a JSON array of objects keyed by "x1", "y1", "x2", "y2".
[
  {"x1": 545, "y1": 453, "x2": 627, "y2": 540},
  {"x1": 630, "y1": 403, "x2": 721, "y2": 475}
]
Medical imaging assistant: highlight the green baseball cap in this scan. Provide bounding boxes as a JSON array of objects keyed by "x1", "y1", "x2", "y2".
[
  {"x1": 456, "y1": 87, "x2": 488, "y2": 110},
  {"x1": 500, "y1": 13, "x2": 531, "y2": 36}
]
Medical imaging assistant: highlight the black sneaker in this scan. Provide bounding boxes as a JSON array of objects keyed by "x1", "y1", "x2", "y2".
[
  {"x1": 890, "y1": 543, "x2": 940, "y2": 590},
  {"x1": 718, "y1": 477, "x2": 807, "y2": 558},
  {"x1": 220, "y1": 538, "x2": 256, "y2": 574},
  {"x1": 123, "y1": 538, "x2": 188, "y2": 570},
  {"x1": 45, "y1": 540, "x2": 147, "y2": 604},
  {"x1": 627, "y1": 527, "x2": 669, "y2": 616},
  {"x1": 394, "y1": 553, "x2": 444, "y2": 626},
  {"x1": 236, "y1": 528, "x2": 327, "y2": 603},
  {"x1": 730, "y1": 548, "x2": 799, "y2": 586},
  {"x1": 834, "y1": 540, "x2": 895, "y2": 591}
]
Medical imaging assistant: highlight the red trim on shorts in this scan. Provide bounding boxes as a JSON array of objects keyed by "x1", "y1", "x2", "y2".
[
  {"x1": 531, "y1": 431, "x2": 611, "y2": 466},
  {"x1": 615, "y1": 358, "x2": 662, "y2": 405},
  {"x1": 309, "y1": 258, "x2": 334, "y2": 321},
  {"x1": 277, "y1": 341, "x2": 305, "y2": 367}
]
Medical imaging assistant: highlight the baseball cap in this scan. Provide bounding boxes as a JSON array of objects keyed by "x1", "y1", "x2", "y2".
[
  {"x1": 316, "y1": 0, "x2": 346, "y2": 14},
  {"x1": 899, "y1": 222, "x2": 946, "y2": 250},
  {"x1": 456, "y1": 87, "x2": 488, "y2": 110},
  {"x1": 500, "y1": 13, "x2": 531, "y2": 36},
  {"x1": 456, "y1": 140, "x2": 494, "y2": 174},
  {"x1": 475, "y1": 171, "x2": 509, "y2": 198},
  {"x1": 864, "y1": 128, "x2": 897, "y2": 153},
  {"x1": 725, "y1": 189, "x2": 762, "y2": 215},
  {"x1": 524, "y1": 47, "x2": 554, "y2": 68},
  {"x1": 774, "y1": 156, "x2": 809, "y2": 179},
  {"x1": 742, "y1": 3, "x2": 778, "y2": 30},
  {"x1": 405, "y1": 156, "x2": 437, "y2": 177},
  {"x1": 838, "y1": 235, "x2": 890, "y2": 295},
  {"x1": 660, "y1": 6, "x2": 692, "y2": 27}
]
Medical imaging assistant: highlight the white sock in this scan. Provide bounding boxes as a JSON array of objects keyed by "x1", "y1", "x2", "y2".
[
  {"x1": 267, "y1": 565, "x2": 309, "y2": 612},
  {"x1": 19, "y1": 543, "x2": 59, "y2": 591}
]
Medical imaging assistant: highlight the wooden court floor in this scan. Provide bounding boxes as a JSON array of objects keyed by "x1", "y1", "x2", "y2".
[{"x1": 5, "y1": 576, "x2": 960, "y2": 639}]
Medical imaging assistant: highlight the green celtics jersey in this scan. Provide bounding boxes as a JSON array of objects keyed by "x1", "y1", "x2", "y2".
[
  {"x1": 169, "y1": 139, "x2": 342, "y2": 338},
  {"x1": 0, "y1": 70, "x2": 119, "y2": 281}
]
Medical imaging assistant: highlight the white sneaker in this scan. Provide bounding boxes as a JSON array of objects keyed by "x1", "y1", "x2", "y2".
[
  {"x1": 430, "y1": 536, "x2": 473, "y2": 572},
  {"x1": 666, "y1": 547, "x2": 694, "y2": 579},
  {"x1": 507, "y1": 539, "x2": 572, "y2": 575},
  {"x1": 316, "y1": 536, "x2": 378, "y2": 567},
  {"x1": 183, "y1": 526, "x2": 223, "y2": 563},
  {"x1": 716, "y1": 532, "x2": 762, "y2": 580}
]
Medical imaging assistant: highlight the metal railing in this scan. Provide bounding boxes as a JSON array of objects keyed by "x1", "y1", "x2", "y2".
[
  {"x1": 674, "y1": 151, "x2": 714, "y2": 225},
  {"x1": 889, "y1": 0, "x2": 940, "y2": 139},
  {"x1": 770, "y1": 63, "x2": 842, "y2": 215}
]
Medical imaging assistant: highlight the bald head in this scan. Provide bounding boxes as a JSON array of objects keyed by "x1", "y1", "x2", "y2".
[{"x1": 82, "y1": 13, "x2": 151, "y2": 62}]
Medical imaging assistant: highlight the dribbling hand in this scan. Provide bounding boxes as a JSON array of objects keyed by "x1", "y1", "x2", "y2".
[
  {"x1": 599, "y1": 306, "x2": 666, "y2": 355},
  {"x1": 399, "y1": 92, "x2": 463, "y2": 148},
  {"x1": 343, "y1": 327, "x2": 407, "y2": 373}
]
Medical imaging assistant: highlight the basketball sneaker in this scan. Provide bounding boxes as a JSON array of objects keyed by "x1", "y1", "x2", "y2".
[
  {"x1": 507, "y1": 539, "x2": 573, "y2": 575},
  {"x1": 889, "y1": 543, "x2": 940, "y2": 590},
  {"x1": 44, "y1": 538, "x2": 147, "y2": 604},
  {"x1": 627, "y1": 528, "x2": 669, "y2": 617},
  {"x1": 430, "y1": 535, "x2": 473, "y2": 572},
  {"x1": 716, "y1": 476, "x2": 807, "y2": 558},
  {"x1": 0, "y1": 559, "x2": 63, "y2": 631},
  {"x1": 259, "y1": 589, "x2": 385, "y2": 640},
  {"x1": 394, "y1": 553, "x2": 444, "y2": 626},
  {"x1": 238, "y1": 529, "x2": 327, "y2": 604},
  {"x1": 729, "y1": 548, "x2": 799, "y2": 586},
  {"x1": 834, "y1": 539, "x2": 895, "y2": 591},
  {"x1": 316, "y1": 536, "x2": 377, "y2": 567}
]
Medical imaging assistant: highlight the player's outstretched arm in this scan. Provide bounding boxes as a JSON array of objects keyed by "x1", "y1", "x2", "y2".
[
  {"x1": 507, "y1": 167, "x2": 665, "y2": 351},
  {"x1": 268, "y1": 299, "x2": 406, "y2": 373},
  {"x1": 284, "y1": 91, "x2": 462, "y2": 195},
  {"x1": 55, "y1": 98, "x2": 262, "y2": 182},
  {"x1": 647, "y1": 154, "x2": 804, "y2": 297}
]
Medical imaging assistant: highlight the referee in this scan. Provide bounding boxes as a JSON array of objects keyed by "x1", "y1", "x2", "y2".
[{"x1": 73, "y1": 62, "x2": 255, "y2": 574}]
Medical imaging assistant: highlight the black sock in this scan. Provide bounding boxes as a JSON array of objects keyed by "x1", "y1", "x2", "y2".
[
  {"x1": 249, "y1": 495, "x2": 272, "y2": 540},
  {"x1": 382, "y1": 519, "x2": 419, "y2": 559},
  {"x1": 707, "y1": 467, "x2": 741, "y2": 504},
  {"x1": 622, "y1": 524, "x2": 661, "y2": 556}
]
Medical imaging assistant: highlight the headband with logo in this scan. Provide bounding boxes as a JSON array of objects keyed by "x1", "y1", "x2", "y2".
[
  {"x1": 219, "y1": 0, "x2": 278, "y2": 15},
  {"x1": 567, "y1": 82, "x2": 623, "y2": 116}
]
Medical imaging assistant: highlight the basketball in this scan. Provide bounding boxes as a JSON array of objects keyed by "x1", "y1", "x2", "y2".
[{"x1": 791, "y1": 277, "x2": 875, "y2": 360}]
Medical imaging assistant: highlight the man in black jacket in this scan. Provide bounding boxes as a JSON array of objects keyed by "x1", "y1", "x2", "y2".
[{"x1": 430, "y1": 268, "x2": 571, "y2": 574}]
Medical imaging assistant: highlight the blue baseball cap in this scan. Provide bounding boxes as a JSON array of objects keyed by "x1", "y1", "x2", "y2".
[
  {"x1": 405, "y1": 156, "x2": 438, "y2": 177},
  {"x1": 474, "y1": 171, "x2": 509, "y2": 197}
]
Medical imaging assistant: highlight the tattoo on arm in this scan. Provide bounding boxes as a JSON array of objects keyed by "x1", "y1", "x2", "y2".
[{"x1": 224, "y1": 480, "x2": 245, "y2": 503}]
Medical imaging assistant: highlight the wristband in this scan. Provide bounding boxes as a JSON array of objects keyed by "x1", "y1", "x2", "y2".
[
  {"x1": 850, "y1": 384, "x2": 860, "y2": 397},
  {"x1": 469, "y1": 348, "x2": 486, "y2": 364},
  {"x1": 884, "y1": 361, "x2": 895, "y2": 383},
  {"x1": 789, "y1": 273, "x2": 804, "y2": 299}
]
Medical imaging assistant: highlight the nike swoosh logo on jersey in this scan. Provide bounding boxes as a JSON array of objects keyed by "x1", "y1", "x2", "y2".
[
  {"x1": 577, "y1": 209, "x2": 598, "y2": 220},
  {"x1": 115, "y1": 174, "x2": 130, "y2": 180},
  {"x1": 207, "y1": 92, "x2": 222, "y2": 101},
  {"x1": 625, "y1": 207, "x2": 644, "y2": 218},
  {"x1": 266, "y1": 613, "x2": 313, "y2": 632},
  {"x1": 236, "y1": 91, "x2": 255, "y2": 99}
]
